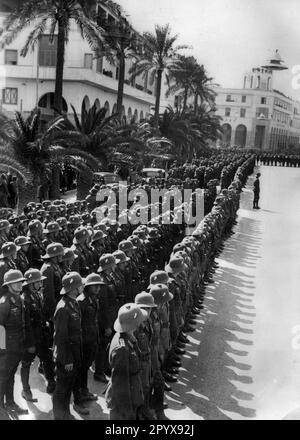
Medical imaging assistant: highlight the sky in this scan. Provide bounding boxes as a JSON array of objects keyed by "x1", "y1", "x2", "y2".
[{"x1": 120, "y1": 0, "x2": 300, "y2": 100}]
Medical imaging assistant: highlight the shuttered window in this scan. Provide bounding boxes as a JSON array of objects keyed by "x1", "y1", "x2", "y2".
[
  {"x1": 84, "y1": 53, "x2": 93, "y2": 69},
  {"x1": 5, "y1": 50, "x2": 18, "y2": 65},
  {"x1": 39, "y1": 35, "x2": 57, "y2": 67},
  {"x1": 2, "y1": 88, "x2": 18, "y2": 104}
]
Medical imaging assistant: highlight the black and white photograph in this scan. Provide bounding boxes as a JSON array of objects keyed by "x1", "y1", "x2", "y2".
[{"x1": 0, "y1": 0, "x2": 299, "y2": 423}]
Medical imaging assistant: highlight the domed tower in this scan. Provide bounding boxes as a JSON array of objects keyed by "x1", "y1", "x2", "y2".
[{"x1": 243, "y1": 50, "x2": 288, "y2": 91}]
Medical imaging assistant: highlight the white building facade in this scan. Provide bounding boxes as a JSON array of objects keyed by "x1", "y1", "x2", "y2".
[
  {"x1": 214, "y1": 66, "x2": 300, "y2": 151},
  {"x1": 0, "y1": 3, "x2": 172, "y2": 125}
]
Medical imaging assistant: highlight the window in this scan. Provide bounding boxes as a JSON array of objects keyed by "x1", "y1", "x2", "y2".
[
  {"x1": 225, "y1": 108, "x2": 231, "y2": 117},
  {"x1": 39, "y1": 35, "x2": 57, "y2": 66},
  {"x1": 261, "y1": 97, "x2": 266, "y2": 105},
  {"x1": 226, "y1": 95, "x2": 232, "y2": 102},
  {"x1": 84, "y1": 53, "x2": 93, "y2": 69},
  {"x1": 96, "y1": 56, "x2": 103, "y2": 73},
  {"x1": 2, "y1": 88, "x2": 18, "y2": 105},
  {"x1": 242, "y1": 95, "x2": 246, "y2": 103},
  {"x1": 250, "y1": 76, "x2": 253, "y2": 88},
  {"x1": 5, "y1": 50, "x2": 18, "y2": 65},
  {"x1": 240, "y1": 108, "x2": 246, "y2": 118}
]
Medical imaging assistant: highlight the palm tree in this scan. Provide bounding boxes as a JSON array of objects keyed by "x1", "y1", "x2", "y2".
[
  {"x1": 0, "y1": 0, "x2": 105, "y2": 113},
  {"x1": 0, "y1": 109, "x2": 99, "y2": 208},
  {"x1": 53, "y1": 102, "x2": 170, "y2": 195},
  {"x1": 166, "y1": 55, "x2": 199, "y2": 112},
  {"x1": 191, "y1": 65, "x2": 217, "y2": 115},
  {"x1": 95, "y1": 1, "x2": 138, "y2": 116},
  {"x1": 129, "y1": 24, "x2": 188, "y2": 129}
]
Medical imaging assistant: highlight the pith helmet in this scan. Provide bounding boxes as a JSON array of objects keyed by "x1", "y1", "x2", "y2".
[
  {"x1": 60, "y1": 272, "x2": 83, "y2": 295},
  {"x1": 0, "y1": 242, "x2": 19, "y2": 259},
  {"x1": 135, "y1": 291, "x2": 157, "y2": 308},
  {"x1": 149, "y1": 284, "x2": 173, "y2": 304},
  {"x1": 113, "y1": 303, "x2": 148, "y2": 333},
  {"x1": 42, "y1": 243, "x2": 64, "y2": 259},
  {"x1": 84, "y1": 273, "x2": 104, "y2": 287},
  {"x1": 112, "y1": 250, "x2": 130, "y2": 264},
  {"x1": 14, "y1": 236, "x2": 31, "y2": 247},
  {"x1": 2, "y1": 269, "x2": 25, "y2": 287},
  {"x1": 23, "y1": 268, "x2": 46, "y2": 286}
]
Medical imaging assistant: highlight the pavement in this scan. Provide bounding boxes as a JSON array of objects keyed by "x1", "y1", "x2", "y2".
[{"x1": 12, "y1": 165, "x2": 300, "y2": 420}]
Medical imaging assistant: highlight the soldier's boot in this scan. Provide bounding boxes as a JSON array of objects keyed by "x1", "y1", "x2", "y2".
[
  {"x1": 73, "y1": 402, "x2": 90, "y2": 416},
  {"x1": 5, "y1": 401, "x2": 29, "y2": 416},
  {"x1": 20, "y1": 361, "x2": 38, "y2": 402},
  {"x1": 155, "y1": 410, "x2": 169, "y2": 420},
  {"x1": 46, "y1": 380, "x2": 56, "y2": 394},
  {"x1": 80, "y1": 388, "x2": 98, "y2": 402},
  {"x1": 139, "y1": 394, "x2": 157, "y2": 420}
]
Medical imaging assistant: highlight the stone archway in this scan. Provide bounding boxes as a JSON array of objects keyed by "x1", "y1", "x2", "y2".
[
  {"x1": 104, "y1": 101, "x2": 110, "y2": 116},
  {"x1": 94, "y1": 98, "x2": 101, "y2": 110},
  {"x1": 133, "y1": 109, "x2": 138, "y2": 122},
  {"x1": 221, "y1": 123, "x2": 232, "y2": 145},
  {"x1": 82, "y1": 95, "x2": 90, "y2": 113},
  {"x1": 127, "y1": 107, "x2": 133, "y2": 121},
  {"x1": 234, "y1": 124, "x2": 247, "y2": 147}
]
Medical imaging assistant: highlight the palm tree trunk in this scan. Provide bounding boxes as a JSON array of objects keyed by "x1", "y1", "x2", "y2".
[
  {"x1": 116, "y1": 53, "x2": 125, "y2": 116},
  {"x1": 49, "y1": 167, "x2": 61, "y2": 200},
  {"x1": 153, "y1": 69, "x2": 163, "y2": 129},
  {"x1": 194, "y1": 93, "x2": 198, "y2": 115},
  {"x1": 76, "y1": 172, "x2": 93, "y2": 200},
  {"x1": 54, "y1": 20, "x2": 66, "y2": 114},
  {"x1": 183, "y1": 87, "x2": 188, "y2": 112}
]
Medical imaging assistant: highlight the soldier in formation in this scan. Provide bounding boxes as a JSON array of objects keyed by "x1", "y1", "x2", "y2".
[{"x1": 0, "y1": 153, "x2": 255, "y2": 419}]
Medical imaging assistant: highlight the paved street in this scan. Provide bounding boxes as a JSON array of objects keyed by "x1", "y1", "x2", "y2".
[
  {"x1": 165, "y1": 165, "x2": 300, "y2": 420},
  {"x1": 13, "y1": 165, "x2": 300, "y2": 420}
]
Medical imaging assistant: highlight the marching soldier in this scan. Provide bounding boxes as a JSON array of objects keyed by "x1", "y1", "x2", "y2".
[
  {"x1": 20, "y1": 268, "x2": 56, "y2": 399},
  {"x1": 0, "y1": 242, "x2": 18, "y2": 288},
  {"x1": 94, "y1": 254, "x2": 118, "y2": 383},
  {"x1": 0, "y1": 270, "x2": 29, "y2": 418},
  {"x1": 134, "y1": 291, "x2": 157, "y2": 420},
  {"x1": 42, "y1": 221, "x2": 61, "y2": 248},
  {"x1": 14, "y1": 236, "x2": 31, "y2": 274},
  {"x1": 40, "y1": 243, "x2": 65, "y2": 321},
  {"x1": 77, "y1": 273, "x2": 103, "y2": 401},
  {"x1": 105, "y1": 303, "x2": 147, "y2": 420},
  {"x1": 27, "y1": 219, "x2": 45, "y2": 269},
  {"x1": 52, "y1": 272, "x2": 88, "y2": 419}
]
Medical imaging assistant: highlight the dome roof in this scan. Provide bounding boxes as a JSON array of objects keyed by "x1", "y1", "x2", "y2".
[{"x1": 261, "y1": 50, "x2": 288, "y2": 71}]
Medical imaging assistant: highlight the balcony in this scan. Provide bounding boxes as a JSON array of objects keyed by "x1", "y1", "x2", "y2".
[{"x1": 4, "y1": 64, "x2": 156, "y2": 105}]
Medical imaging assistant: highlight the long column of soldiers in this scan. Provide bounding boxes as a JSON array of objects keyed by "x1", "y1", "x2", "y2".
[{"x1": 0, "y1": 152, "x2": 256, "y2": 420}]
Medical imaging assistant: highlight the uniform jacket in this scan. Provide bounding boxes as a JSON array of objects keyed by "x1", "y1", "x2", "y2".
[
  {"x1": 40, "y1": 261, "x2": 63, "y2": 320},
  {"x1": 28, "y1": 235, "x2": 45, "y2": 269},
  {"x1": 77, "y1": 292, "x2": 99, "y2": 346},
  {"x1": 53, "y1": 295, "x2": 82, "y2": 365},
  {"x1": 22, "y1": 286, "x2": 45, "y2": 348},
  {"x1": 106, "y1": 332, "x2": 144, "y2": 417},
  {"x1": 0, "y1": 288, "x2": 25, "y2": 353}
]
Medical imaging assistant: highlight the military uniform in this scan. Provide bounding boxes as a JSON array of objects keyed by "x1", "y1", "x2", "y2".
[
  {"x1": 77, "y1": 290, "x2": 99, "y2": 394},
  {"x1": 106, "y1": 332, "x2": 144, "y2": 420},
  {"x1": 52, "y1": 295, "x2": 82, "y2": 420},
  {"x1": 0, "y1": 287, "x2": 25, "y2": 409},
  {"x1": 21, "y1": 284, "x2": 55, "y2": 396}
]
